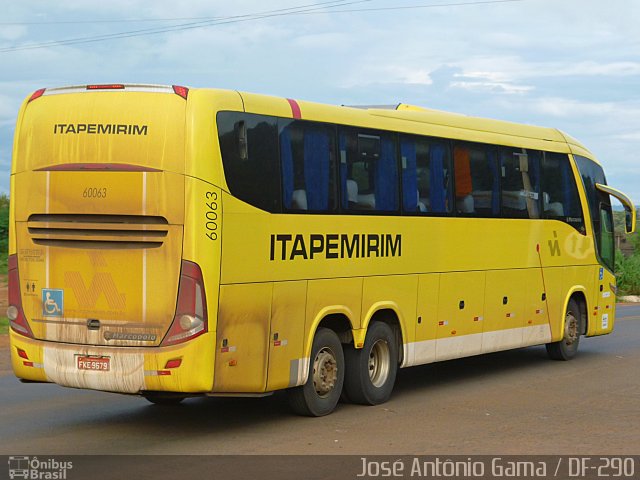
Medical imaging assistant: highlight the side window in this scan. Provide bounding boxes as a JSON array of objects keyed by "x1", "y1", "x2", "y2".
[
  {"x1": 541, "y1": 152, "x2": 584, "y2": 232},
  {"x1": 454, "y1": 143, "x2": 499, "y2": 216},
  {"x1": 279, "y1": 119, "x2": 337, "y2": 212},
  {"x1": 217, "y1": 112, "x2": 280, "y2": 212},
  {"x1": 500, "y1": 148, "x2": 541, "y2": 219},
  {"x1": 400, "y1": 135, "x2": 451, "y2": 214},
  {"x1": 339, "y1": 128, "x2": 399, "y2": 212}
]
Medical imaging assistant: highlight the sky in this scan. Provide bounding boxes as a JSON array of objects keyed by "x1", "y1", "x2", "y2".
[{"x1": 0, "y1": 0, "x2": 639, "y2": 203}]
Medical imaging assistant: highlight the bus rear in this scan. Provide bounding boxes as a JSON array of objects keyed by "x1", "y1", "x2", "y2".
[{"x1": 8, "y1": 84, "x2": 217, "y2": 399}]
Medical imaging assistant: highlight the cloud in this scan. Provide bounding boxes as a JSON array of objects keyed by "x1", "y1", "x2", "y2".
[
  {"x1": 0, "y1": 0, "x2": 639, "y2": 201},
  {"x1": 0, "y1": 26, "x2": 27, "y2": 41},
  {"x1": 560, "y1": 61, "x2": 640, "y2": 77},
  {"x1": 450, "y1": 80, "x2": 532, "y2": 94},
  {"x1": 0, "y1": 93, "x2": 21, "y2": 118},
  {"x1": 613, "y1": 132, "x2": 640, "y2": 141},
  {"x1": 342, "y1": 65, "x2": 433, "y2": 89},
  {"x1": 529, "y1": 97, "x2": 616, "y2": 118},
  {"x1": 293, "y1": 32, "x2": 350, "y2": 49},
  {"x1": 450, "y1": 67, "x2": 534, "y2": 94}
]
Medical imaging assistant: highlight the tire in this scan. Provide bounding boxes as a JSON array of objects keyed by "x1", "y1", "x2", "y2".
[
  {"x1": 546, "y1": 298, "x2": 581, "y2": 361},
  {"x1": 143, "y1": 393, "x2": 186, "y2": 405},
  {"x1": 344, "y1": 321, "x2": 398, "y2": 405},
  {"x1": 287, "y1": 328, "x2": 345, "y2": 417}
]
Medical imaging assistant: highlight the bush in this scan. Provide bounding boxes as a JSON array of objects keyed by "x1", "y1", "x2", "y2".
[{"x1": 615, "y1": 249, "x2": 640, "y2": 296}]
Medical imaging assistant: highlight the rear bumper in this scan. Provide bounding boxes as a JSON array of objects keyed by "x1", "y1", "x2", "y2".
[{"x1": 9, "y1": 329, "x2": 215, "y2": 394}]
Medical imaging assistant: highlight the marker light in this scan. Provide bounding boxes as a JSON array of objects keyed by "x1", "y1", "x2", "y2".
[
  {"x1": 172, "y1": 85, "x2": 189, "y2": 100},
  {"x1": 164, "y1": 358, "x2": 183, "y2": 369},
  {"x1": 28, "y1": 88, "x2": 46, "y2": 102}
]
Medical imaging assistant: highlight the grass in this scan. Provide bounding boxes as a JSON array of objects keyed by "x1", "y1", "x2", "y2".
[{"x1": 0, "y1": 316, "x2": 8, "y2": 335}]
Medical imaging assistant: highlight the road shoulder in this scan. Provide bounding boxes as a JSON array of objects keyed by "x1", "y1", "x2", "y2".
[{"x1": 0, "y1": 334, "x2": 10, "y2": 376}]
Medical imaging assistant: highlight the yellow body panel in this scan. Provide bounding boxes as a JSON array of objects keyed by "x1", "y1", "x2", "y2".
[
  {"x1": 411, "y1": 274, "x2": 440, "y2": 365},
  {"x1": 523, "y1": 270, "x2": 549, "y2": 344},
  {"x1": 436, "y1": 271, "x2": 485, "y2": 361},
  {"x1": 12, "y1": 169, "x2": 184, "y2": 346},
  {"x1": 215, "y1": 283, "x2": 272, "y2": 392},
  {"x1": 305, "y1": 277, "x2": 362, "y2": 351},
  {"x1": 242, "y1": 92, "x2": 296, "y2": 119},
  {"x1": 482, "y1": 269, "x2": 528, "y2": 352},
  {"x1": 13, "y1": 91, "x2": 186, "y2": 175},
  {"x1": 267, "y1": 281, "x2": 307, "y2": 391},
  {"x1": 361, "y1": 275, "x2": 417, "y2": 343},
  {"x1": 182, "y1": 179, "x2": 222, "y2": 327}
]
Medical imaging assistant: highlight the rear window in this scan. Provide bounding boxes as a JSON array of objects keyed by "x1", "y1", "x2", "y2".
[{"x1": 217, "y1": 112, "x2": 281, "y2": 212}]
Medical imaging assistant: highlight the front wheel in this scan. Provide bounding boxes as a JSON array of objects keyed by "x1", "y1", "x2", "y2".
[
  {"x1": 287, "y1": 328, "x2": 345, "y2": 417},
  {"x1": 344, "y1": 321, "x2": 398, "y2": 405},
  {"x1": 546, "y1": 298, "x2": 581, "y2": 361}
]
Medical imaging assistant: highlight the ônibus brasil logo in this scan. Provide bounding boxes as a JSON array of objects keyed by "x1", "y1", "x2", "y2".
[{"x1": 8, "y1": 456, "x2": 73, "y2": 479}]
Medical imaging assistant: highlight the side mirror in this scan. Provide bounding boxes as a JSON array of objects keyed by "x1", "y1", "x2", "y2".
[
  {"x1": 625, "y1": 208, "x2": 634, "y2": 234},
  {"x1": 596, "y1": 183, "x2": 636, "y2": 234}
]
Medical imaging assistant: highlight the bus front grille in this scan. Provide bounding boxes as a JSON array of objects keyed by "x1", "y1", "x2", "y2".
[{"x1": 27, "y1": 214, "x2": 169, "y2": 249}]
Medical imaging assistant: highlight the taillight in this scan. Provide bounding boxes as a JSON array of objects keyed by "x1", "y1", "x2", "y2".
[
  {"x1": 28, "y1": 88, "x2": 46, "y2": 103},
  {"x1": 161, "y1": 260, "x2": 207, "y2": 346},
  {"x1": 7, "y1": 255, "x2": 34, "y2": 338},
  {"x1": 172, "y1": 85, "x2": 189, "y2": 100}
]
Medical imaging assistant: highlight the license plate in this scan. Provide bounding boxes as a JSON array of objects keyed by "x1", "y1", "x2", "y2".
[{"x1": 77, "y1": 356, "x2": 110, "y2": 372}]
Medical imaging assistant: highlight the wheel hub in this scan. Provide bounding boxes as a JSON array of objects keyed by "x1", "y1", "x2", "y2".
[
  {"x1": 312, "y1": 348, "x2": 338, "y2": 397},
  {"x1": 564, "y1": 312, "x2": 579, "y2": 345},
  {"x1": 368, "y1": 339, "x2": 391, "y2": 388}
]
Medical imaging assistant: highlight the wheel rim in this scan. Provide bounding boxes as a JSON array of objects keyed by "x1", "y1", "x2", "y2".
[
  {"x1": 564, "y1": 311, "x2": 579, "y2": 346},
  {"x1": 312, "y1": 347, "x2": 338, "y2": 398},
  {"x1": 368, "y1": 339, "x2": 391, "y2": 388}
]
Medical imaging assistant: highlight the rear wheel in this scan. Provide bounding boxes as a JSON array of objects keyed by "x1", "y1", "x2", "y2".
[
  {"x1": 546, "y1": 298, "x2": 581, "y2": 360},
  {"x1": 344, "y1": 321, "x2": 398, "y2": 405},
  {"x1": 287, "y1": 328, "x2": 344, "y2": 417}
]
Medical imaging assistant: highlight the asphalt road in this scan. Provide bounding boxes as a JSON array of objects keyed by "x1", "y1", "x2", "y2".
[{"x1": 1, "y1": 309, "x2": 639, "y2": 457}]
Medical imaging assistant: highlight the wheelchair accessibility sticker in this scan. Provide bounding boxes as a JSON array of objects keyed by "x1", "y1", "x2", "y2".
[{"x1": 42, "y1": 289, "x2": 64, "y2": 317}]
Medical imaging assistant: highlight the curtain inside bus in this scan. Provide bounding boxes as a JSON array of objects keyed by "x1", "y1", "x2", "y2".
[{"x1": 375, "y1": 137, "x2": 398, "y2": 211}]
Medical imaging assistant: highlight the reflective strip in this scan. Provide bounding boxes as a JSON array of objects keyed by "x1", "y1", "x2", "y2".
[
  {"x1": 289, "y1": 357, "x2": 310, "y2": 387},
  {"x1": 144, "y1": 370, "x2": 171, "y2": 376},
  {"x1": 403, "y1": 324, "x2": 552, "y2": 368},
  {"x1": 23, "y1": 362, "x2": 44, "y2": 368},
  {"x1": 288, "y1": 359, "x2": 299, "y2": 387}
]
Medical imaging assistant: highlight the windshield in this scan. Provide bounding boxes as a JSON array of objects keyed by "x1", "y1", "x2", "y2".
[{"x1": 574, "y1": 155, "x2": 614, "y2": 271}]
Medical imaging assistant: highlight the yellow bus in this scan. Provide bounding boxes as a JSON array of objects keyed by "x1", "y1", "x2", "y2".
[{"x1": 8, "y1": 84, "x2": 636, "y2": 416}]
